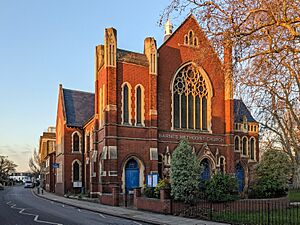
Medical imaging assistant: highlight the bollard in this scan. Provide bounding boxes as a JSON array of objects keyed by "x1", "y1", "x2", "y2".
[
  {"x1": 41, "y1": 188, "x2": 44, "y2": 195},
  {"x1": 37, "y1": 187, "x2": 40, "y2": 194}
]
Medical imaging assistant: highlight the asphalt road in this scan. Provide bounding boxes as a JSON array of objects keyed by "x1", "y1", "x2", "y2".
[{"x1": 0, "y1": 186, "x2": 149, "y2": 225}]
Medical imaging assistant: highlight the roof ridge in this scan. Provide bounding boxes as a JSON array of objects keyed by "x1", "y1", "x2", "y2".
[
  {"x1": 117, "y1": 48, "x2": 145, "y2": 56},
  {"x1": 62, "y1": 88, "x2": 94, "y2": 95}
]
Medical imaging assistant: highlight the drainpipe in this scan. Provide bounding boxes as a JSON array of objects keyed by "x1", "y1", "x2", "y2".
[{"x1": 81, "y1": 128, "x2": 85, "y2": 194}]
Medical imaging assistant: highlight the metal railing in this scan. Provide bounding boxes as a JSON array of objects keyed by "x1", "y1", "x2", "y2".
[{"x1": 172, "y1": 200, "x2": 300, "y2": 225}]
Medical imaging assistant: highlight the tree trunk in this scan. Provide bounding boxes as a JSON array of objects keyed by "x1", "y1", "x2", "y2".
[{"x1": 292, "y1": 164, "x2": 300, "y2": 189}]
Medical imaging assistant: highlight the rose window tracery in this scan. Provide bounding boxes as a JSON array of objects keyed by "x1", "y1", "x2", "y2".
[{"x1": 173, "y1": 64, "x2": 208, "y2": 130}]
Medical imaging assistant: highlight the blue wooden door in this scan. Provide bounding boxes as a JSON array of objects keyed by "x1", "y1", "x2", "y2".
[
  {"x1": 236, "y1": 163, "x2": 245, "y2": 192},
  {"x1": 200, "y1": 159, "x2": 210, "y2": 181},
  {"x1": 125, "y1": 159, "x2": 139, "y2": 193}
]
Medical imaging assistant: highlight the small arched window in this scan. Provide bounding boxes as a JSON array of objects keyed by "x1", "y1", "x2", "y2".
[
  {"x1": 194, "y1": 37, "x2": 198, "y2": 46},
  {"x1": 189, "y1": 30, "x2": 194, "y2": 45},
  {"x1": 122, "y1": 83, "x2": 130, "y2": 124},
  {"x1": 219, "y1": 157, "x2": 225, "y2": 174},
  {"x1": 136, "y1": 86, "x2": 143, "y2": 125},
  {"x1": 250, "y1": 137, "x2": 255, "y2": 160},
  {"x1": 86, "y1": 133, "x2": 90, "y2": 153},
  {"x1": 234, "y1": 136, "x2": 240, "y2": 151},
  {"x1": 184, "y1": 35, "x2": 188, "y2": 45},
  {"x1": 73, "y1": 161, "x2": 80, "y2": 181},
  {"x1": 72, "y1": 132, "x2": 80, "y2": 152},
  {"x1": 242, "y1": 137, "x2": 248, "y2": 155}
]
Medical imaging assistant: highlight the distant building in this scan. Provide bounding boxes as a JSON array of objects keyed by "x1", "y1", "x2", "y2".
[
  {"x1": 55, "y1": 15, "x2": 259, "y2": 196},
  {"x1": 38, "y1": 126, "x2": 56, "y2": 192},
  {"x1": 9, "y1": 172, "x2": 32, "y2": 183}
]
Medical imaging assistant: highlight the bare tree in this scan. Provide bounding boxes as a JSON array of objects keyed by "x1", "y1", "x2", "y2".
[
  {"x1": 0, "y1": 155, "x2": 17, "y2": 183},
  {"x1": 29, "y1": 149, "x2": 44, "y2": 179},
  {"x1": 161, "y1": 0, "x2": 300, "y2": 188}
]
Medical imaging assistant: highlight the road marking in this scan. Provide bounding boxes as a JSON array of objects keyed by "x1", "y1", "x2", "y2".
[
  {"x1": 34, "y1": 215, "x2": 63, "y2": 225},
  {"x1": 7, "y1": 201, "x2": 63, "y2": 225},
  {"x1": 62, "y1": 204, "x2": 65, "y2": 207},
  {"x1": 98, "y1": 213, "x2": 105, "y2": 218},
  {"x1": 133, "y1": 222, "x2": 142, "y2": 225},
  {"x1": 77, "y1": 209, "x2": 81, "y2": 212}
]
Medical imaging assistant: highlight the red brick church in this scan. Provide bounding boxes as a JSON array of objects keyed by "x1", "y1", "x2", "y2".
[{"x1": 55, "y1": 15, "x2": 259, "y2": 196}]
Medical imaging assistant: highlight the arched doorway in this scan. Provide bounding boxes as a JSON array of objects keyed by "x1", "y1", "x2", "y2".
[
  {"x1": 200, "y1": 158, "x2": 211, "y2": 181},
  {"x1": 125, "y1": 158, "x2": 139, "y2": 193},
  {"x1": 236, "y1": 163, "x2": 245, "y2": 192}
]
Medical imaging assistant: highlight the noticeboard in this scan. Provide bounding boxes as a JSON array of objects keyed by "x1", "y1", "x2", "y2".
[{"x1": 146, "y1": 173, "x2": 159, "y2": 188}]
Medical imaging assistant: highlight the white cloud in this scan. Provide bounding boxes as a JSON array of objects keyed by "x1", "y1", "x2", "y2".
[{"x1": 0, "y1": 144, "x2": 35, "y2": 172}]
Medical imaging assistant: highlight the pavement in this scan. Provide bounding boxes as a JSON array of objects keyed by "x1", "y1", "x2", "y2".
[{"x1": 33, "y1": 189, "x2": 228, "y2": 225}]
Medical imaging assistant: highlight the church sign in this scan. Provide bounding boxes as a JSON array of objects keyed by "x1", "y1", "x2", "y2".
[{"x1": 158, "y1": 132, "x2": 224, "y2": 143}]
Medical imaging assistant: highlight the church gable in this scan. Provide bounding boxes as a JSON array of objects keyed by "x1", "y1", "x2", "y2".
[
  {"x1": 159, "y1": 15, "x2": 222, "y2": 69},
  {"x1": 157, "y1": 15, "x2": 227, "y2": 133}
]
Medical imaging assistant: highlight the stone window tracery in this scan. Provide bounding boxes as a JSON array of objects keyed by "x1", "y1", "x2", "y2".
[{"x1": 172, "y1": 64, "x2": 210, "y2": 130}]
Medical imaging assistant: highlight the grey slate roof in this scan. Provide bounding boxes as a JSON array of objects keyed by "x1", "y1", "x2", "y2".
[
  {"x1": 63, "y1": 88, "x2": 95, "y2": 127},
  {"x1": 234, "y1": 99, "x2": 257, "y2": 123},
  {"x1": 117, "y1": 49, "x2": 149, "y2": 67}
]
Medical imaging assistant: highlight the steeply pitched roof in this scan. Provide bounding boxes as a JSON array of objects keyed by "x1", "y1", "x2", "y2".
[
  {"x1": 117, "y1": 49, "x2": 149, "y2": 67},
  {"x1": 62, "y1": 88, "x2": 95, "y2": 127},
  {"x1": 234, "y1": 99, "x2": 257, "y2": 123}
]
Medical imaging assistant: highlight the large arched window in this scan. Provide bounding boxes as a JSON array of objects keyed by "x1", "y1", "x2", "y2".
[
  {"x1": 122, "y1": 83, "x2": 131, "y2": 124},
  {"x1": 242, "y1": 136, "x2": 248, "y2": 156},
  {"x1": 250, "y1": 137, "x2": 256, "y2": 160},
  {"x1": 172, "y1": 63, "x2": 212, "y2": 131},
  {"x1": 135, "y1": 85, "x2": 144, "y2": 126}
]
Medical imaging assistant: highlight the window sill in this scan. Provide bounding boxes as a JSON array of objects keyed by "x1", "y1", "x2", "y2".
[
  {"x1": 72, "y1": 151, "x2": 82, "y2": 154},
  {"x1": 171, "y1": 128, "x2": 211, "y2": 134}
]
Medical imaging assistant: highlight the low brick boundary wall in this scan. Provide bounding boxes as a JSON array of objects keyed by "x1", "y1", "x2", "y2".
[{"x1": 133, "y1": 187, "x2": 290, "y2": 216}]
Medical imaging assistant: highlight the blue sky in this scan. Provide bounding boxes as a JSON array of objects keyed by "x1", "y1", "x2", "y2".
[{"x1": 0, "y1": 0, "x2": 185, "y2": 171}]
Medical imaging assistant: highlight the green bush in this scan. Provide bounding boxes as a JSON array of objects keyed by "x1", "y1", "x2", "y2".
[
  {"x1": 204, "y1": 173, "x2": 239, "y2": 202},
  {"x1": 171, "y1": 140, "x2": 202, "y2": 204},
  {"x1": 248, "y1": 149, "x2": 290, "y2": 199},
  {"x1": 154, "y1": 178, "x2": 171, "y2": 198},
  {"x1": 143, "y1": 187, "x2": 156, "y2": 198}
]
